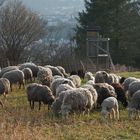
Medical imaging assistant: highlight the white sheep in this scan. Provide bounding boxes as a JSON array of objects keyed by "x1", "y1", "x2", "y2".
[
  {"x1": 37, "y1": 66, "x2": 53, "y2": 87},
  {"x1": 81, "y1": 84, "x2": 98, "y2": 108},
  {"x1": 101, "y1": 97, "x2": 119, "y2": 120},
  {"x1": 60, "y1": 88, "x2": 93, "y2": 117}
]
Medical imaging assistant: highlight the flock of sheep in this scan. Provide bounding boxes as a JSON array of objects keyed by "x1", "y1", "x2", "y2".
[{"x1": 0, "y1": 62, "x2": 140, "y2": 120}]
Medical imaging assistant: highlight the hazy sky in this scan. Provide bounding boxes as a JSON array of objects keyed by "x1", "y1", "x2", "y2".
[{"x1": 19, "y1": 0, "x2": 85, "y2": 16}]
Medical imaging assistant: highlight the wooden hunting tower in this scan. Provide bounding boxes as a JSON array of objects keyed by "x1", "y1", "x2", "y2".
[{"x1": 86, "y1": 26, "x2": 110, "y2": 70}]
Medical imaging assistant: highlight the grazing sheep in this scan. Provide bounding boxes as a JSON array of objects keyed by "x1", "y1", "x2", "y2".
[
  {"x1": 128, "y1": 81, "x2": 140, "y2": 100},
  {"x1": 26, "y1": 83, "x2": 55, "y2": 110},
  {"x1": 93, "y1": 83, "x2": 117, "y2": 105},
  {"x1": 2, "y1": 70, "x2": 25, "y2": 91},
  {"x1": 56, "y1": 84, "x2": 74, "y2": 97},
  {"x1": 127, "y1": 90, "x2": 140, "y2": 119},
  {"x1": 60, "y1": 88, "x2": 93, "y2": 117},
  {"x1": 95, "y1": 71, "x2": 120, "y2": 84},
  {"x1": 0, "y1": 66, "x2": 19, "y2": 78},
  {"x1": 101, "y1": 97, "x2": 119, "y2": 120},
  {"x1": 57, "y1": 66, "x2": 68, "y2": 78},
  {"x1": 0, "y1": 78, "x2": 10, "y2": 96},
  {"x1": 122, "y1": 77, "x2": 139, "y2": 92},
  {"x1": 37, "y1": 67, "x2": 53, "y2": 87},
  {"x1": 0, "y1": 78, "x2": 10, "y2": 107},
  {"x1": 82, "y1": 84, "x2": 98, "y2": 108},
  {"x1": 84, "y1": 72, "x2": 95, "y2": 82},
  {"x1": 22, "y1": 68, "x2": 33, "y2": 83},
  {"x1": 51, "y1": 77, "x2": 76, "y2": 96},
  {"x1": 45, "y1": 65, "x2": 64, "y2": 77},
  {"x1": 68, "y1": 75, "x2": 81, "y2": 87},
  {"x1": 19, "y1": 62, "x2": 39, "y2": 79},
  {"x1": 51, "y1": 91, "x2": 68, "y2": 117},
  {"x1": 111, "y1": 83, "x2": 128, "y2": 107}
]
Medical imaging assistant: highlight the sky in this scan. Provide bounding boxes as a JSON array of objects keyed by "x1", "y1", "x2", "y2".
[{"x1": 19, "y1": 0, "x2": 85, "y2": 16}]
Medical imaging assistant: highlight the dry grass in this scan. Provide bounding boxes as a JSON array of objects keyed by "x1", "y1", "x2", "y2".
[{"x1": 0, "y1": 72, "x2": 140, "y2": 140}]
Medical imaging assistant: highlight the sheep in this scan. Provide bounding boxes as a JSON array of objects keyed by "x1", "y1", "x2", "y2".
[
  {"x1": 101, "y1": 97, "x2": 119, "y2": 120},
  {"x1": 0, "y1": 78, "x2": 10, "y2": 96},
  {"x1": 127, "y1": 90, "x2": 140, "y2": 119},
  {"x1": 122, "y1": 77, "x2": 139, "y2": 92},
  {"x1": 37, "y1": 67, "x2": 53, "y2": 87},
  {"x1": 56, "y1": 84, "x2": 74, "y2": 97},
  {"x1": 45, "y1": 65, "x2": 64, "y2": 77},
  {"x1": 51, "y1": 77, "x2": 76, "y2": 96},
  {"x1": 60, "y1": 88, "x2": 93, "y2": 117},
  {"x1": 0, "y1": 78, "x2": 10, "y2": 107},
  {"x1": 84, "y1": 72, "x2": 95, "y2": 82},
  {"x1": 111, "y1": 83, "x2": 128, "y2": 107},
  {"x1": 2, "y1": 69, "x2": 25, "y2": 91},
  {"x1": 93, "y1": 83, "x2": 117, "y2": 105},
  {"x1": 52, "y1": 75, "x2": 63, "y2": 81},
  {"x1": 95, "y1": 71, "x2": 120, "y2": 84},
  {"x1": 68, "y1": 75, "x2": 81, "y2": 87},
  {"x1": 19, "y1": 62, "x2": 39, "y2": 79},
  {"x1": 81, "y1": 84, "x2": 98, "y2": 108},
  {"x1": 0, "y1": 66, "x2": 19, "y2": 78},
  {"x1": 57, "y1": 66, "x2": 68, "y2": 78},
  {"x1": 26, "y1": 83, "x2": 55, "y2": 110},
  {"x1": 127, "y1": 80, "x2": 140, "y2": 100},
  {"x1": 22, "y1": 68, "x2": 33, "y2": 84}
]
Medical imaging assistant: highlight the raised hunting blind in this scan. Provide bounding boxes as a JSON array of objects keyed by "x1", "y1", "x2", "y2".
[{"x1": 86, "y1": 26, "x2": 112, "y2": 70}]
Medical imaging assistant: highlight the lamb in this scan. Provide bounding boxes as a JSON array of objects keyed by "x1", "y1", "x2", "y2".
[
  {"x1": 51, "y1": 77, "x2": 76, "y2": 96},
  {"x1": 84, "y1": 72, "x2": 95, "y2": 82},
  {"x1": 56, "y1": 84, "x2": 74, "y2": 97},
  {"x1": 111, "y1": 83, "x2": 128, "y2": 107},
  {"x1": 26, "y1": 83, "x2": 55, "y2": 110},
  {"x1": 0, "y1": 66, "x2": 19, "y2": 78},
  {"x1": 128, "y1": 81, "x2": 140, "y2": 100},
  {"x1": 93, "y1": 83, "x2": 117, "y2": 105},
  {"x1": 2, "y1": 69, "x2": 25, "y2": 91},
  {"x1": 37, "y1": 66, "x2": 53, "y2": 87},
  {"x1": 19, "y1": 62, "x2": 39, "y2": 79},
  {"x1": 81, "y1": 84, "x2": 98, "y2": 108},
  {"x1": 101, "y1": 97, "x2": 119, "y2": 120},
  {"x1": 122, "y1": 77, "x2": 139, "y2": 92},
  {"x1": 68, "y1": 75, "x2": 81, "y2": 87},
  {"x1": 127, "y1": 90, "x2": 140, "y2": 119},
  {"x1": 22, "y1": 68, "x2": 33, "y2": 84},
  {"x1": 60, "y1": 88, "x2": 94, "y2": 117}
]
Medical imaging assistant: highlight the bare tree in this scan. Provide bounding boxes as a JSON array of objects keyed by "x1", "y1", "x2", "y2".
[{"x1": 0, "y1": 0, "x2": 47, "y2": 65}]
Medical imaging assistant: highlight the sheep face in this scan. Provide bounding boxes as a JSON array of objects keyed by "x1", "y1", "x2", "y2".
[
  {"x1": 101, "y1": 110, "x2": 109, "y2": 118},
  {"x1": 61, "y1": 105, "x2": 71, "y2": 117}
]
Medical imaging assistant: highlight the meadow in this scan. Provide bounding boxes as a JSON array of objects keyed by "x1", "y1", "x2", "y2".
[{"x1": 0, "y1": 72, "x2": 140, "y2": 140}]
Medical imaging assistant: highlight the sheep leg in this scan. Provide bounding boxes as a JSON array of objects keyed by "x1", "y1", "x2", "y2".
[
  {"x1": 112, "y1": 108, "x2": 116, "y2": 120},
  {"x1": 0, "y1": 100, "x2": 4, "y2": 108},
  {"x1": 31, "y1": 101, "x2": 34, "y2": 110},
  {"x1": 39, "y1": 101, "x2": 41, "y2": 110}
]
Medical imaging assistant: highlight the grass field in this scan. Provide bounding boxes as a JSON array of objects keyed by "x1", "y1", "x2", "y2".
[{"x1": 0, "y1": 72, "x2": 140, "y2": 140}]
